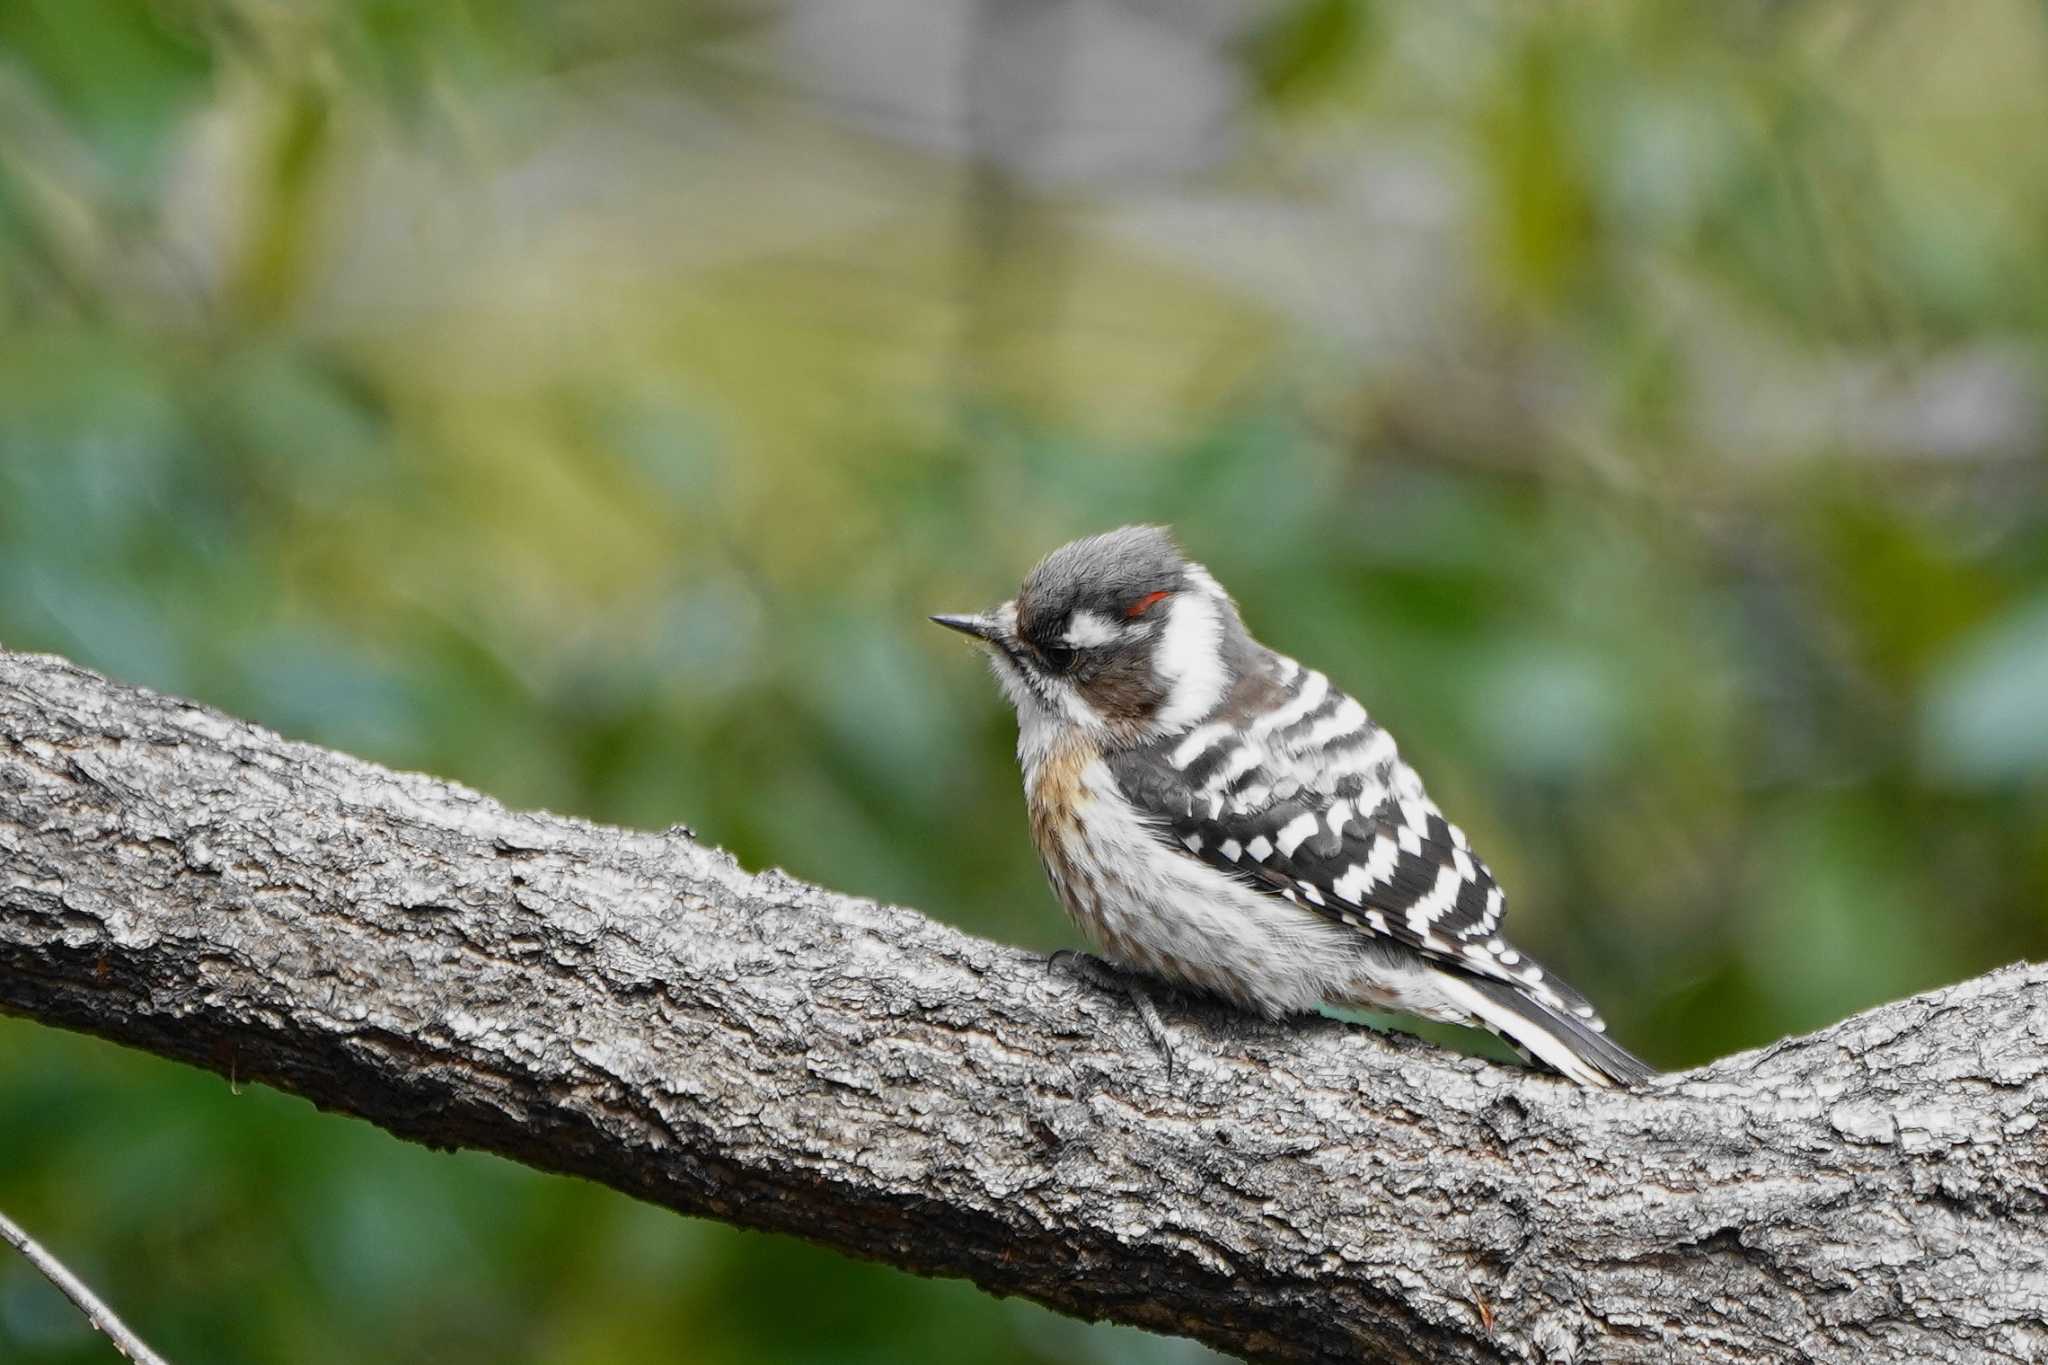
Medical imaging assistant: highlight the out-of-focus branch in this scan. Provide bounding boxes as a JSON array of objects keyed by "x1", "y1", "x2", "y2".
[
  {"x1": 0, "y1": 1210, "x2": 171, "y2": 1365},
  {"x1": 3, "y1": 647, "x2": 2045, "y2": 1364}
]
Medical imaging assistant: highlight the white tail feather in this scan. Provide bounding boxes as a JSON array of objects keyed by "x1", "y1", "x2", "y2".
[{"x1": 1433, "y1": 975, "x2": 1617, "y2": 1088}]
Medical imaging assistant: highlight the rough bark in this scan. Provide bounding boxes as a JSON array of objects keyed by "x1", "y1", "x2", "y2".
[{"x1": 2, "y1": 647, "x2": 2044, "y2": 1364}]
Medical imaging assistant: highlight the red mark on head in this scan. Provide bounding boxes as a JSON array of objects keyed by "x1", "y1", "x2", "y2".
[{"x1": 1126, "y1": 590, "x2": 1171, "y2": 618}]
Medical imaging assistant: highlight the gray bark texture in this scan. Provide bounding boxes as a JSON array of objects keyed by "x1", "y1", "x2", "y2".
[{"x1": 3, "y1": 647, "x2": 2045, "y2": 1364}]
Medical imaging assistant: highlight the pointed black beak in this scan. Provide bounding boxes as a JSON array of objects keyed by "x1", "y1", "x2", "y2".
[{"x1": 929, "y1": 613, "x2": 1000, "y2": 642}]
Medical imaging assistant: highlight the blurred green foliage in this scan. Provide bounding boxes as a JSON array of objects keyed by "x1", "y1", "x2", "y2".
[{"x1": 5, "y1": 0, "x2": 2048, "y2": 1360}]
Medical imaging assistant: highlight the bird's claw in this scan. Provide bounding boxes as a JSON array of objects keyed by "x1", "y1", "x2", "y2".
[{"x1": 1049, "y1": 950, "x2": 1186, "y2": 1077}]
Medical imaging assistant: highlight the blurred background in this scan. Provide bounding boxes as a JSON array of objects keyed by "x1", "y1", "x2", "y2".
[{"x1": 4, "y1": 1, "x2": 2048, "y2": 1360}]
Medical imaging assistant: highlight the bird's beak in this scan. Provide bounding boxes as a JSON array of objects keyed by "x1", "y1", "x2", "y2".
[{"x1": 929, "y1": 612, "x2": 1001, "y2": 643}]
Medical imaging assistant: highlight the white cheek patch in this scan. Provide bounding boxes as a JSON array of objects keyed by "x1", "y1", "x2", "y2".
[
  {"x1": 980, "y1": 596, "x2": 1116, "y2": 753},
  {"x1": 987, "y1": 651, "x2": 1044, "y2": 725},
  {"x1": 998, "y1": 661, "x2": 1098, "y2": 770},
  {"x1": 1049, "y1": 677, "x2": 1108, "y2": 733},
  {"x1": 1150, "y1": 577, "x2": 1227, "y2": 733}
]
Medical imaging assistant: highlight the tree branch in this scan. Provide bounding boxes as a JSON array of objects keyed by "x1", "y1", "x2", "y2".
[
  {"x1": 2, "y1": 647, "x2": 2044, "y2": 1364},
  {"x1": 0, "y1": 1210, "x2": 171, "y2": 1365}
]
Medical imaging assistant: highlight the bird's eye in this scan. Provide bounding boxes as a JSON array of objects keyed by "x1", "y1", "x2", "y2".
[{"x1": 1040, "y1": 643, "x2": 1077, "y2": 673}]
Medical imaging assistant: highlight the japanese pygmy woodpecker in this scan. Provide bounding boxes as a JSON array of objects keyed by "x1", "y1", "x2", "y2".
[{"x1": 932, "y1": 525, "x2": 1654, "y2": 1088}]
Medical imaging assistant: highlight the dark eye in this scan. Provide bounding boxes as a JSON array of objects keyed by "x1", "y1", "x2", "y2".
[{"x1": 1040, "y1": 643, "x2": 1077, "y2": 673}]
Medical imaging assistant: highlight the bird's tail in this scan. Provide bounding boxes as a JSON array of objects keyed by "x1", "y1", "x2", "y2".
[{"x1": 1437, "y1": 963, "x2": 1657, "y2": 1089}]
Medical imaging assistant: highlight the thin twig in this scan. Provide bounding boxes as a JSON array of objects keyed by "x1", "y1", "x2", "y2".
[{"x1": 0, "y1": 1210, "x2": 170, "y2": 1365}]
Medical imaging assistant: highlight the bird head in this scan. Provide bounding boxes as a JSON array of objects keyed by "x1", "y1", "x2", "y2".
[{"x1": 932, "y1": 525, "x2": 1238, "y2": 749}]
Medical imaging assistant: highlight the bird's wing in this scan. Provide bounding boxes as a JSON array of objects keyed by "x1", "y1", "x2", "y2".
[
  {"x1": 1106, "y1": 662, "x2": 1654, "y2": 1086},
  {"x1": 1107, "y1": 661, "x2": 1578, "y2": 1008}
]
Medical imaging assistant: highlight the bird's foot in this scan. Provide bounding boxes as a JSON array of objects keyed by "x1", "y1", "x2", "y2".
[{"x1": 1048, "y1": 949, "x2": 1188, "y2": 1077}]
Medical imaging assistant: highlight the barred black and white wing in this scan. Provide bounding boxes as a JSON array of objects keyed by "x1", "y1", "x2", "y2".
[{"x1": 1107, "y1": 654, "x2": 1655, "y2": 1087}]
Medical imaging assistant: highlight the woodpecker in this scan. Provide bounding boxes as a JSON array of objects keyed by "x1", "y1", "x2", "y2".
[{"x1": 932, "y1": 525, "x2": 1655, "y2": 1088}]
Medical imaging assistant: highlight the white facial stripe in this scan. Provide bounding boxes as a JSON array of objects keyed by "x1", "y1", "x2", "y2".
[
  {"x1": 989, "y1": 650, "x2": 1055, "y2": 764},
  {"x1": 1063, "y1": 610, "x2": 1120, "y2": 649},
  {"x1": 987, "y1": 595, "x2": 1112, "y2": 761},
  {"x1": 1150, "y1": 581, "x2": 1227, "y2": 734}
]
